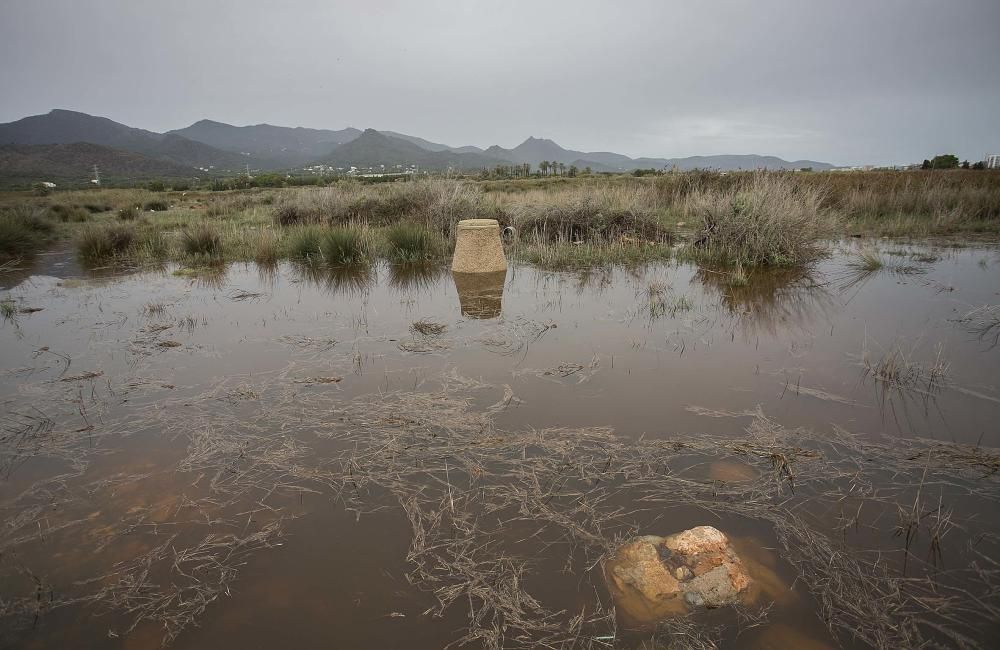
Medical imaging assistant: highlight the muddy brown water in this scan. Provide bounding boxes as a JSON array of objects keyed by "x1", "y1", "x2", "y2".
[{"x1": 1, "y1": 241, "x2": 999, "y2": 649}]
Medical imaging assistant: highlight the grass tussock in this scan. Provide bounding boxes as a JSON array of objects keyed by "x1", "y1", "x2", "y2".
[
  {"x1": 319, "y1": 227, "x2": 369, "y2": 265},
  {"x1": 117, "y1": 205, "x2": 139, "y2": 221},
  {"x1": 852, "y1": 247, "x2": 884, "y2": 272},
  {"x1": 285, "y1": 225, "x2": 325, "y2": 262},
  {"x1": 686, "y1": 172, "x2": 836, "y2": 267},
  {"x1": 384, "y1": 223, "x2": 445, "y2": 263},
  {"x1": 47, "y1": 203, "x2": 90, "y2": 223},
  {"x1": 0, "y1": 298, "x2": 17, "y2": 322},
  {"x1": 252, "y1": 229, "x2": 281, "y2": 267},
  {"x1": 862, "y1": 341, "x2": 950, "y2": 395},
  {"x1": 76, "y1": 223, "x2": 137, "y2": 264},
  {"x1": 180, "y1": 223, "x2": 223, "y2": 258},
  {"x1": 0, "y1": 206, "x2": 56, "y2": 261}
]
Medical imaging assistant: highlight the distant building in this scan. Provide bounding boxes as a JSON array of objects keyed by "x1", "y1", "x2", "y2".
[{"x1": 986, "y1": 154, "x2": 1000, "y2": 169}]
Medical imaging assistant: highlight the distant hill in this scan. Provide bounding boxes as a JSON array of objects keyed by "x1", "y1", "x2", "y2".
[
  {"x1": 0, "y1": 109, "x2": 836, "y2": 180},
  {"x1": 478, "y1": 136, "x2": 833, "y2": 171},
  {"x1": 168, "y1": 121, "x2": 487, "y2": 164},
  {"x1": 0, "y1": 109, "x2": 253, "y2": 171},
  {"x1": 324, "y1": 129, "x2": 509, "y2": 170},
  {"x1": 168, "y1": 119, "x2": 361, "y2": 166},
  {"x1": 0, "y1": 142, "x2": 198, "y2": 185},
  {"x1": 630, "y1": 154, "x2": 833, "y2": 171}
]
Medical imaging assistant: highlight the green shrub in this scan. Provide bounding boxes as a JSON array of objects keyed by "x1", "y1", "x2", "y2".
[
  {"x1": 180, "y1": 223, "x2": 222, "y2": 257},
  {"x1": 143, "y1": 200, "x2": 169, "y2": 212},
  {"x1": 384, "y1": 223, "x2": 443, "y2": 262},
  {"x1": 171, "y1": 181, "x2": 190, "y2": 192},
  {"x1": 76, "y1": 224, "x2": 137, "y2": 263},
  {"x1": 148, "y1": 180, "x2": 165, "y2": 192},
  {"x1": 83, "y1": 202, "x2": 112, "y2": 213},
  {"x1": 319, "y1": 227, "x2": 367, "y2": 265}
]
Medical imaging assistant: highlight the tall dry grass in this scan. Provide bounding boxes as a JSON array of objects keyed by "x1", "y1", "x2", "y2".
[{"x1": 684, "y1": 172, "x2": 836, "y2": 266}]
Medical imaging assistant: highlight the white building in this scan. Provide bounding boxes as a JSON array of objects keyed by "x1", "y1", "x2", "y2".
[{"x1": 986, "y1": 154, "x2": 1000, "y2": 169}]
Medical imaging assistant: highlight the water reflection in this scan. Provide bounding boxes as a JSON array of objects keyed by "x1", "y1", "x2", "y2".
[
  {"x1": 695, "y1": 265, "x2": 837, "y2": 338},
  {"x1": 179, "y1": 263, "x2": 229, "y2": 290},
  {"x1": 452, "y1": 270, "x2": 506, "y2": 319},
  {"x1": 388, "y1": 262, "x2": 449, "y2": 293},
  {"x1": 295, "y1": 262, "x2": 376, "y2": 297}
]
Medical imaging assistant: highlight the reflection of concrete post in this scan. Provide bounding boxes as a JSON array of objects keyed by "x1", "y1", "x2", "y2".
[
  {"x1": 453, "y1": 270, "x2": 506, "y2": 319},
  {"x1": 452, "y1": 219, "x2": 507, "y2": 273}
]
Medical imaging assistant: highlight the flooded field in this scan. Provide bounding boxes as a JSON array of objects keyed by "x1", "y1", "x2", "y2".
[{"x1": 2, "y1": 241, "x2": 999, "y2": 649}]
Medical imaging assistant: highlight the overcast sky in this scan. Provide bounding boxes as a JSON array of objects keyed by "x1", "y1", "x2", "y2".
[{"x1": 1, "y1": 0, "x2": 998, "y2": 166}]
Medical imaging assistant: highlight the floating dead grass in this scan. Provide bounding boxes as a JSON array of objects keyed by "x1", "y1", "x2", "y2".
[
  {"x1": 953, "y1": 304, "x2": 1000, "y2": 350},
  {"x1": 3, "y1": 366, "x2": 1000, "y2": 649}
]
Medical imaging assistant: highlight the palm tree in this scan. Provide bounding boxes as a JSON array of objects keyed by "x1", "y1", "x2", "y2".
[{"x1": 539, "y1": 160, "x2": 549, "y2": 176}]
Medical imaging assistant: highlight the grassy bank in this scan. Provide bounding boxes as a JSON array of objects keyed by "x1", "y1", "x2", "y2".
[{"x1": 0, "y1": 170, "x2": 997, "y2": 271}]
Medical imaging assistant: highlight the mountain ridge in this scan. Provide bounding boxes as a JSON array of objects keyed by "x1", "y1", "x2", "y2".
[
  {"x1": 0, "y1": 109, "x2": 836, "y2": 177},
  {"x1": 0, "y1": 142, "x2": 200, "y2": 184}
]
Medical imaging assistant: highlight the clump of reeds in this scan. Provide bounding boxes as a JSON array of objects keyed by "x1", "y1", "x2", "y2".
[
  {"x1": 638, "y1": 281, "x2": 693, "y2": 320},
  {"x1": 852, "y1": 246, "x2": 884, "y2": 272},
  {"x1": 862, "y1": 341, "x2": 950, "y2": 394},
  {"x1": 76, "y1": 223, "x2": 137, "y2": 263},
  {"x1": 117, "y1": 205, "x2": 139, "y2": 221},
  {"x1": 686, "y1": 172, "x2": 836, "y2": 267},
  {"x1": 0, "y1": 299, "x2": 17, "y2": 323},
  {"x1": 180, "y1": 223, "x2": 223, "y2": 258},
  {"x1": 846, "y1": 246, "x2": 926, "y2": 278},
  {"x1": 319, "y1": 227, "x2": 368, "y2": 265},
  {"x1": 285, "y1": 225, "x2": 324, "y2": 262},
  {"x1": 510, "y1": 182, "x2": 669, "y2": 244},
  {"x1": 0, "y1": 206, "x2": 55, "y2": 261},
  {"x1": 410, "y1": 318, "x2": 447, "y2": 336},
  {"x1": 136, "y1": 230, "x2": 170, "y2": 261},
  {"x1": 384, "y1": 223, "x2": 444, "y2": 263},
  {"x1": 272, "y1": 203, "x2": 311, "y2": 226},
  {"x1": 47, "y1": 203, "x2": 90, "y2": 223},
  {"x1": 252, "y1": 229, "x2": 281, "y2": 266}
]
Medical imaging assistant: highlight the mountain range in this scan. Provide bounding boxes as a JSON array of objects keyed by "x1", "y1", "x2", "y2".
[{"x1": 0, "y1": 109, "x2": 834, "y2": 183}]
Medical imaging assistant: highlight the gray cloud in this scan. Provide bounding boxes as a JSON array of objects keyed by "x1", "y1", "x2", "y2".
[{"x1": 1, "y1": 0, "x2": 997, "y2": 165}]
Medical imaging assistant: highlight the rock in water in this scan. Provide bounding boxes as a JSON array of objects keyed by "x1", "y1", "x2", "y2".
[{"x1": 605, "y1": 526, "x2": 751, "y2": 624}]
